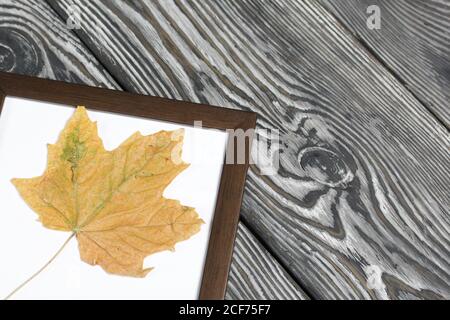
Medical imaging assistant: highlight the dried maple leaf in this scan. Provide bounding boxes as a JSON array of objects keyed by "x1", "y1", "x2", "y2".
[{"x1": 12, "y1": 107, "x2": 203, "y2": 278}]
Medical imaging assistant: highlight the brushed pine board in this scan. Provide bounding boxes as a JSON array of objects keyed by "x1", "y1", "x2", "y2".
[
  {"x1": 321, "y1": 0, "x2": 450, "y2": 126},
  {"x1": 0, "y1": 0, "x2": 305, "y2": 300},
  {"x1": 46, "y1": 0, "x2": 450, "y2": 299}
]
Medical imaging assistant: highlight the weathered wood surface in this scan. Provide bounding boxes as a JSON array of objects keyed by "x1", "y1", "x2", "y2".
[
  {"x1": 226, "y1": 224, "x2": 309, "y2": 300},
  {"x1": 0, "y1": 0, "x2": 308, "y2": 300},
  {"x1": 321, "y1": 0, "x2": 450, "y2": 126},
  {"x1": 0, "y1": 0, "x2": 116, "y2": 86},
  {"x1": 47, "y1": 0, "x2": 450, "y2": 299}
]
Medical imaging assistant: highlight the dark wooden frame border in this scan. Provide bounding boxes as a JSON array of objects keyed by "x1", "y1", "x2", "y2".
[{"x1": 0, "y1": 72, "x2": 256, "y2": 300}]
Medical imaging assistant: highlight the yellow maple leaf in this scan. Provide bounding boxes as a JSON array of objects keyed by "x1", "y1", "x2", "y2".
[{"x1": 11, "y1": 107, "x2": 203, "y2": 278}]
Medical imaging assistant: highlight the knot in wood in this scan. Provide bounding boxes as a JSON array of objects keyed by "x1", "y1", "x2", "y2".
[
  {"x1": 0, "y1": 28, "x2": 41, "y2": 74},
  {"x1": 298, "y1": 146, "x2": 353, "y2": 188}
]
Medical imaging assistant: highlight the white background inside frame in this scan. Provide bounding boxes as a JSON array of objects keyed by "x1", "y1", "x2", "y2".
[{"x1": 0, "y1": 97, "x2": 228, "y2": 300}]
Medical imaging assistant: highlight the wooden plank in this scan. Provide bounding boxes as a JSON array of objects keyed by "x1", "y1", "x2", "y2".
[
  {"x1": 47, "y1": 0, "x2": 450, "y2": 299},
  {"x1": 0, "y1": 0, "x2": 305, "y2": 300},
  {"x1": 0, "y1": 0, "x2": 116, "y2": 87},
  {"x1": 226, "y1": 223, "x2": 309, "y2": 300},
  {"x1": 320, "y1": 0, "x2": 450, "y2": 126}
]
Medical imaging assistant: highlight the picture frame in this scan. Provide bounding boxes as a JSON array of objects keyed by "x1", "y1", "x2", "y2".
[{"x1": 0, "y1": 72, "x2": 256, "y2": 300}]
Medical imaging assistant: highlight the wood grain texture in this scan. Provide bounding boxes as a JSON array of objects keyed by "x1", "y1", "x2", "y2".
[
  {"x1": 320, "y1": 0, "x2": 450, "y2": 126},
  {"x1": 226, "y1": 223, "x2": 309, "y2": 300},
  {"x1": 0, "y1": 0, "x2": 116, "y2": 86},
  {"x1": 48, "y1": 0, "x2": 450, "y2": 299},
  {"x1": 0, "y1": 0, "x2": 307, "y2": 300}
]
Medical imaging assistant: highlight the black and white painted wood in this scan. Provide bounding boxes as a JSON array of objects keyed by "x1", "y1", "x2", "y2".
[
  {"x1": 0, "y1": 0, "x2": 309, "y2": 300},
  {"x1": 47, "y1": 0, "x2": 450, "y2": 299},
  {"x1": 0, "y1": 0, "x2": 116, "y2": 86},
  {"x1": 321, "y1": 0, "x2": 450, "y2": 127},
  {"x1": 226, "y1": 223, "x2": 309, "y2": 300}
]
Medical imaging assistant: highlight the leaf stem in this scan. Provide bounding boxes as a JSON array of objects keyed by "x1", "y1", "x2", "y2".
[{"x1": 3, "y1": 233, "x2": 76, "y2": 300}]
